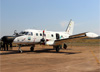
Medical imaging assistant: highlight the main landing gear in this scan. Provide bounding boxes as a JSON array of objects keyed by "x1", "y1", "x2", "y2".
[
  {"x1": 63, "y1": 43, "x2": 67, "y2": 49},
  {"x1": 56, "y1": 46, "x2": 61, "y2": 52},
  {"x1": 30, "y1": 45, "x2": 35, "y2": 52},
  {"x1": 53, "y1": 45, "x2": 62, "y2": 52},
  {"x1": 54, "y1": 44, "x2": 67, "y2": 52}
]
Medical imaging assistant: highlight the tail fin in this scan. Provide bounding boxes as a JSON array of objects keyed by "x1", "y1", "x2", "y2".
[{"x1": 65, "y1": 19, "x2": 74, "y2": 35}]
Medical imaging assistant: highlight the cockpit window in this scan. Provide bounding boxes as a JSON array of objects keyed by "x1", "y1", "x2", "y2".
[
  {"x1": 27, "y1": 32, "x2": 33, "y2": 36},
  {"x1": 19, "y1": 31, "x2": 33, "y2": 36},
  {"x1": 25, "y1": 32, "x2": 29, "y2": 35},
  {"x1": 19, "y1": 31, "x2": 26, "y2": 35}
]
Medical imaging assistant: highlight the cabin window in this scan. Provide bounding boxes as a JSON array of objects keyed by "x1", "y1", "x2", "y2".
[
  {"x1": 40, "y1": 33, "x2": 42, "y2": 36},
  {"x1": 36, "y1": 33, "x2": 38, "y2": 36},
  {"x1": 31, "y1": 32, "x2": 33, "y2": 36},
  {"x1": 51, "y1": 34, "x2": 53, "y2": 37}
]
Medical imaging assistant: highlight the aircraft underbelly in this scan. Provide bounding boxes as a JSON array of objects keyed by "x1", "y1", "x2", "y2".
[{"x1": 13, "y1": 41, "x2": 38, "y2": 45}]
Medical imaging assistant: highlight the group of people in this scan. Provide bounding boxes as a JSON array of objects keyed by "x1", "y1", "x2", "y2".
[{"x1": 0, "y1": 41, "x2": 12, "y2": 51}]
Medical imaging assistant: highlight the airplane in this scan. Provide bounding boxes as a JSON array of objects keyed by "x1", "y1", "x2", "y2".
[{"x1": 1, "y1": 20, "x2": 99, "y2": 53}]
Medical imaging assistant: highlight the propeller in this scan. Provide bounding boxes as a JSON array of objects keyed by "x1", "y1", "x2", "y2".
[{"x1": 40, "y1": 30, "x2": 46, "y2": 45}]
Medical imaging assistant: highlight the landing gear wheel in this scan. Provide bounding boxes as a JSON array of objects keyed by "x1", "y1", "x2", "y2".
[
  {"x1": 18, "y1": 45, "x2": 23, "y2": 53},
  {"x1": 56, "y1": 46, "x2": 60, "y2": 52},
  {"x1": 63, "y1": 44, "x2": 67, "y2": 49},
  {"x1": 30, "y1": 47, "x2": 34, "y2": 52},
  {"x1": 18, "y1": 50, "x2": 23, "y2": 53}
]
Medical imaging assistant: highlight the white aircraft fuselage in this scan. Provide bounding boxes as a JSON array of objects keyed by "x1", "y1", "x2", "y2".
[
  {"x1": 1, "y1": 20, "x2": 98, "y2": 53},
  {"x1": 13, "y1": 29, "x2": 70, "y2": 45}
]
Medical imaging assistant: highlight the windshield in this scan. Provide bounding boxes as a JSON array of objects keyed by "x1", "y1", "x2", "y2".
[
  {"x1": 19, "y1": 31, "x2": 33, "y2": 36},
  {"x1": 25, "y1": 32, "x2": 29, "y2": 35},
  {"x1": 19, "y1": 31, "x2": 29, "y2": 35}
]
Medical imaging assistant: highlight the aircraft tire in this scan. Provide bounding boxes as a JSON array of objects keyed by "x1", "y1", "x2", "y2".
[
  {"x1": 56, "y1": 46, "x2": 60, "y2": 52},
  {"x1": 30, "y1": 47, "x2": 34, "y2": 52},
  {"x1": 63, "y1": 44, "x2": 67, "y2": 49},
  {"x1": 18, "y1": 50, "x2": 22, "y2": 53}
]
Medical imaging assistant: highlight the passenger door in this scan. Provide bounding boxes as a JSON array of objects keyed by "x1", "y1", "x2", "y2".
[{"x1": 56, "y1": 33, "x2": 60, "y2": 40}]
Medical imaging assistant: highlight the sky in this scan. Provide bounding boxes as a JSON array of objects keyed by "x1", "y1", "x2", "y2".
[{"x1": 0, "y1": 0, "x2": 100, "y2": 38}]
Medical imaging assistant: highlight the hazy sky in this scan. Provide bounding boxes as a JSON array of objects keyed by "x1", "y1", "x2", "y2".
[{"x1": 1, "y1": 0, "x2": 100, "y2": 38}]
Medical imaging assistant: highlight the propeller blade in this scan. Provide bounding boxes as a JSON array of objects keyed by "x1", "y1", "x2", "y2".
[{"x1": 40, "y1": 30, "x2": 46, "y2": 44}]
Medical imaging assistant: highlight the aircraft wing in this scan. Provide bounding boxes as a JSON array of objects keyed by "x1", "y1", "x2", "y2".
[{"x1": 54, "y1": 32, "x2": 98, "y2": 45}]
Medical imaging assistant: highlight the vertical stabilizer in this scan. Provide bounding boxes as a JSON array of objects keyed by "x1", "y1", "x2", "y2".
[{"x1": 65, "y1": 19, "x2": 74, "y2": 35}]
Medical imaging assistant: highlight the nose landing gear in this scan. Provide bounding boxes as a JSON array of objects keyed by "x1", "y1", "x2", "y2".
[{"x1": 18, "y1": 45, "x2": 23, "y2": 53}]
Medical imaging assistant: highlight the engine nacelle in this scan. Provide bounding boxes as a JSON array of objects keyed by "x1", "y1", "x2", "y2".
[{"x1": 45, "y1": 41, "x2": 54, "y2": 46}]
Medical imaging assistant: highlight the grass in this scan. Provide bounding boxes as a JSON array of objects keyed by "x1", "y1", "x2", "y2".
[{"x1": 65, "y1": 39, "x2": 100, "y2": 46}]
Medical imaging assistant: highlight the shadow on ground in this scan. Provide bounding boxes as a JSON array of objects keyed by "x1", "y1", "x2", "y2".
[{"x1": 0, "y1": 48, "x2": 81, "y2": 55}]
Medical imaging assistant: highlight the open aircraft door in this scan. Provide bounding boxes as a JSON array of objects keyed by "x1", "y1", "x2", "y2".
[{"x1": 56, "y1": 33, "x2": 60, "y2": 40}]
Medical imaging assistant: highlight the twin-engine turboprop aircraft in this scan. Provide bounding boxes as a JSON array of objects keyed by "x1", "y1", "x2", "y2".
[{"x1": 1, "y1": 20, "x2": 98, "y2": 53}]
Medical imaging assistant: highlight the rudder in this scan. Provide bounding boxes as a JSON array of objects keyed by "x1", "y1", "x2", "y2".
[{"x1": 65, "y1": 19, "x2": 74, "y2": 35}]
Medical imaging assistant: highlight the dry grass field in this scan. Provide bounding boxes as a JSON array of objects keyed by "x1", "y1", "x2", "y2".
[
  {"x1": 66, "y1": 39, "x2": 100, "y2": 46},
  {"x1": 0, "y1": 39, "x2": 100, "y2": 72}
]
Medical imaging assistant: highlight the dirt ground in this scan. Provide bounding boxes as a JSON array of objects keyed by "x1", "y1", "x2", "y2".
[{"x1": 0, "y1": 45, "x2": 100, "y2": 72}]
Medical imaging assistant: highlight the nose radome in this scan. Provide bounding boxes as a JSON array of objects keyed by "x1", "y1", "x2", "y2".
[{"x1": 13, "y1": 36, "x2": 23, "y2": 43}]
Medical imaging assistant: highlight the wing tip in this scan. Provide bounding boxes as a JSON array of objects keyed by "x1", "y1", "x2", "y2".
[{"x1": 86, "y1": 32, "x2": 99, "y2": 38}]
